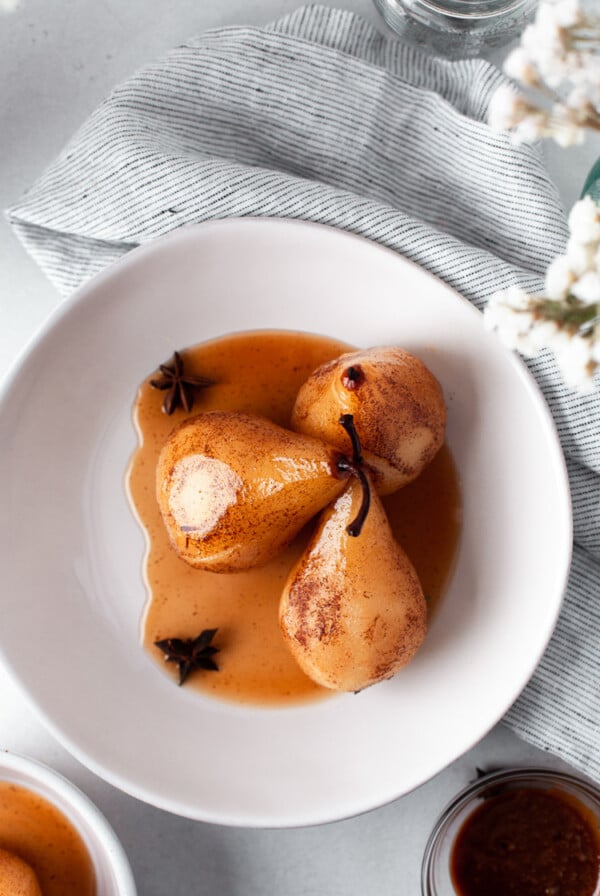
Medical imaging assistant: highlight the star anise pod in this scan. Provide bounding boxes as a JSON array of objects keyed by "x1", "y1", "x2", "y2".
[
  {"x1": 150, "y1": 350, "x2": 214, "y2": 415},
  {"x1": 154, "y1": 628, "x2": 220, "y2": 686}
]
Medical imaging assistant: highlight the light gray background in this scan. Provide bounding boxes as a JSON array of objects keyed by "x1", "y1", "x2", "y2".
[{"x1": 1, "y1": 2, "x2": 599, "y2": 894}]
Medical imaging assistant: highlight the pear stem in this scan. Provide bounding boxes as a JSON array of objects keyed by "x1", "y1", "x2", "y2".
[
  {"x1": 336, "y1": 414, "x2": 371, "y2": 537},
  {"x1": 339, "y1": 413, "x2": 364, "y2": 465}
]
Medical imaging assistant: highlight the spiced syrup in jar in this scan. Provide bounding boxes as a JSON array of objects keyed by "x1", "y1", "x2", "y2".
[{"x1": 451, "y1": 786, "x2": 600, "y2": 896}]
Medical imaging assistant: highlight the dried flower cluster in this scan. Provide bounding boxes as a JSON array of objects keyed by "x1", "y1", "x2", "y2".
[
  {"x1": 484, "y1": 0, "x2": 600, "y2": 389},
  {"x1": 484, "y1": 197, "x2": 600, "y2": 390},
  {"x1": 488, "y1": 0, "x2": 600, "y2": 146}
]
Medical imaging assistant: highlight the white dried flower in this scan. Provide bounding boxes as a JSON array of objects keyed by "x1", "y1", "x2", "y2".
[
  {"x1": 568, "y1": 197, "x2": 600, "y2": 243},
  {"x1": 502, "y1": 285, "x2": 534, "y2": 310},
  {"x1": 529, "y1": 5, "x2": 563, "y2": 44},
  {"x1": 524, "y1": 18, "x2": 568, "y2": 86},
  {"x1": 545, "y1": 255, "x2": 577, "y2": 298},
  {"x1": 486, "y1": 282, "x2": 599, "y2": 390},
  {"x1": 513, "y1": 111, "x2": 549, "y2": 143},
  {"x1": 576, "y1": 57, "x2": 600, "y2": 96},
  {"x1": 552, "y1": 0, "x2": 584, "y2": 28},
  {"x1": 566, "y1": 236, "x2": 598, "y2": 275},
  {"x1": 513, "y1": 328, "x2": 544, "y2": 357},
  {"x1": 0, "y1": 0, "x2": 20, "y2": 10},
  {"x1": 554, "y1": 331, "x2": 596, "y2": 391},
  {"x1": 527, "y1": 318, "x2": 561, "y2": 352},
  {"x1": 488, "y1": 85, "x2": 530, "y2": 131},
  {"x1": 567, "y1": 85, "x2": 597, "y2": 115},
  {"x1": 484, "y1": 291, "x2": 535, "y2": 349},
  {"x1": 551, "y1": 110, "x2": 587, "y2": 146},
  {"x1": 571, "y1": 270, "x2": 600, "y2": 302},
  {"x1": 485, "y1": 189, "x2": 600, "y2": 392},
  {"x1": 504, "y1": 47, "x2": 541, "y2": 87},
  {"x1": 484, "y1": 1, "x2": 600, "y2": 391},
  {"x1": 487, "y1": 0, "x2": 600, "y2": 146}
]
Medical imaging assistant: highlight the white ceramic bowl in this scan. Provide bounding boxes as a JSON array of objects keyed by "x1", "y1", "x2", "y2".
[
  {"x1": 0, "y1": 218, "x2": 572, "y2": 826},
  {"x1": 0, "y1": 751, "x2": 136, "y2": 895}
]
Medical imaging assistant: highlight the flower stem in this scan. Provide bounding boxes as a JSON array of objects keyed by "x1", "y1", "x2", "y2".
[{"x1": 537, "y1": 298, "x2": 600, "y2": 330}]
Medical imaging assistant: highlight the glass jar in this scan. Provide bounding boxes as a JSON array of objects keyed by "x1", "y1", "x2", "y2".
[
  {"x1": 372, "y1": 0, "x2": 537, "y2": 57},
  {"x1": 421, "y1": 767, "x2": 600, "y2": 895}
]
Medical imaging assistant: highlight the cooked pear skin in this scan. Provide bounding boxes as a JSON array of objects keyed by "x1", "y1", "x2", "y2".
[
  {"x1": 291, "y1": 346, "x2": 446, "y2": 494},
  {"x1": 0, "y1": 849, "x2": 42, "y2": 896},
  {"x1": 279, "y1": 473, "x2": 427, "y2": 691},
  {"x1": 156, "y1": 411, "x2": 350, "y2": 572}
]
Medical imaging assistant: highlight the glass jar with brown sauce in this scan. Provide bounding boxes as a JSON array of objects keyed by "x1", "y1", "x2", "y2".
[{"x1": 421, "y1": 768, "x2": 600, "y2": 896}]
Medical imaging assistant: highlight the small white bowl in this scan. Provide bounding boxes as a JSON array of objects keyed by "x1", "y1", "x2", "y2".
[{"x1": 0, "y1": 751, "x2": 136, "y2": 896}]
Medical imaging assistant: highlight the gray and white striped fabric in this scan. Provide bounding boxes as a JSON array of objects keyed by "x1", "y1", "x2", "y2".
[{"x1": 8, "y1": 5, "x2": 600, "y2": 780}]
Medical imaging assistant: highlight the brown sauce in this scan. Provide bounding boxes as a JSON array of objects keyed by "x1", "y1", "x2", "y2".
[
  {"x1": 127, "y1": 330, "x2": 461, "y2": 706},
  {"x1": 0, "y1": 781, "x2": 95, "y2": 895},
  {"x1": 451, "y1": 787, "x2": 600, "y2": 896}
]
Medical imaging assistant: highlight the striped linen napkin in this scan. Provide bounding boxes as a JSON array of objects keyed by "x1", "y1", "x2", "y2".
[{"x1": 8, "y1": 5, "x2": 600, "y2": 781}]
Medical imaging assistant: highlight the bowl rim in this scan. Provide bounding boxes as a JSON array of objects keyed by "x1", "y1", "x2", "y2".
[
  {"x1": 0, "y1": 218, "x2": 574, "y2": 826},
  {"x1": 421, "y1": 765, "x2": 600, "y2": 895},
  {"x1": 0, "y1": 750, "x2": 137, "y2": 896}
]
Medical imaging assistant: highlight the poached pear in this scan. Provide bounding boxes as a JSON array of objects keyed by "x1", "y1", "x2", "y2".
[
  {"x1": 291, "y1": 346, "x2": 446, "y2": 494},
  {"x1": 279, "y1": 471, "x2": 427, "y2": 692},
  {"x1": 156, "y1": 411, "x2": 350, "y2": 572}
]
